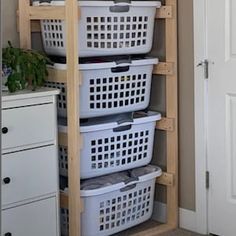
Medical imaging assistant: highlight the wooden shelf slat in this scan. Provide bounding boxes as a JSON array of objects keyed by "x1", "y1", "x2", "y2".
[
  {"x1": 17, "y1": 19, "x2": 41, "y2": 33},
  {"x1": 60, "y1": 192, "x2": 84, "y2": 213},
  {"x1": 156, "y1": 6, "x2": 173, "y2": 19},
  {"x1": 156, "y1": 172, "x2": 175, "y2": 186},
  {"x1": 58, "y1": 132, "x2": 68, "y2": 147},
  {"x1": 58, "y1": 132, "x2": 83, "y2": 150},
  {"x1": 29, "y1": 6, "x2": 66, "y2": 20},
  {"x1": 47, "y1": 68, "x2": 82, "y2": 85},
  {"x1": 47, "y1": 68, "x2": 67, "y2": 83},
  {"x1": 153, "y1": 62, "x2": 174, "y2": 75},
  {"x1": 60, "y1": 192, "x2": 69, "y2": 209},
  {"x1": 156, "y1": 117, "x2": 175, "y2": 131}
]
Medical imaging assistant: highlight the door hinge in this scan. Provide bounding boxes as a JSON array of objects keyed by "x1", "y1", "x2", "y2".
[
  {"x1": 197, "y1": 59, "x2": 209, "y2": 79},
  {"x1": 206, "y1": 171, "x2": 210, "y2": 189}
]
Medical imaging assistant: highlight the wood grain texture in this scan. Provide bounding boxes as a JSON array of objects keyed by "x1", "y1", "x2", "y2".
[
  {"x1": 156, "y1": 172, "x2": 175, "y2": 186},
  {"x1": 156, "y1": 117, "x2": 175, "y2": 131},
  {"x1": 47, "y1": 68, "x2": 67, "y2": 83},
  {"x1": 114, "y1": 221, "x2": 178, "y2": 236},
  {"x1": 18, "y1": 0, "x2": 31, "y2": 48},
  {"x1": 153, "y1": 62, "x2": 174, "y2": 75},
  {"x1": 17, "y1": 17, "x2": 41, "y2": 33},
  {"x1": 60, "y1": 192, "x2": 84, "y2": 213},
  {"x1": 58, "y1": 132, "x2": 68, "y2": 147},
  {"x1": 165, "y1": 0, "x2": 179, "y2": 228},
  {"x1": 156, "y1": 6, "x2": 173, "y2": 19},
  {"x1": 29, "y1": 6, "x2": 66, "y2": 20},
  {"x1": 65, "y1": 0, "x2": 81, "y2": 236},
  {"x1": 47, "y1": 68, "x2": 82, "y2": 85}
]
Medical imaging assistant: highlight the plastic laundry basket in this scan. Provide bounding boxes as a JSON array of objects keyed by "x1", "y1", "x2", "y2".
[
  {"x1": 58, "y1": 111, "x2": 161, "y2": 179},
  {"x1": 45, "y1": 57, "x2": 158, "y2": 118},
  {"x1": 60, "y1": 165, "x2": 162, "y2": 236},
  {"x1": 32, "y1": 0, "x2": 161, "y2": 57}
]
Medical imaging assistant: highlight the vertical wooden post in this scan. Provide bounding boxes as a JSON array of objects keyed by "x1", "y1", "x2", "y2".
[
  {"x1": 165, "y1": 0, "x2": 178, "y2": 228},
  {"x1": 65, "y1": 0, "x2": 81, "y2": 236},
  {"x1": 19, "y1": 0, "x2": 31, "y2": 48}
]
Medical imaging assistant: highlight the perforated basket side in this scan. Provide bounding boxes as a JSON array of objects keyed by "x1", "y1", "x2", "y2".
[
  {"x1": 45, "y1": 62, "x2": 154, "y2": 118},
  {"x1": 81, "y1": 178, "x2": 156, "y2": 236},
  {"x1": 60, "y1": 179, "x2": 156, "y2": 236},
  {"x1": 58, "y1": 119, "x2": 157, "y2": 179},
  {"x1": 80, "y1": 63, "x2": 153, "y2": 118},
  {"x1": 44, "y1": 81, "x2": 67, "y2": 117},
  {"x1": 39, "y1": 4, "x2": 158, "y2": 56},
  {"x1": 59, "y1": 146, "x2": 68, "y2": 177},
  {"x1": 60, "y1": 208, "x2": 69, "y2": 236}
]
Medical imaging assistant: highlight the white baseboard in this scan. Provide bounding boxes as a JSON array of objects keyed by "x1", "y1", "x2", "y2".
[
  {"x1": 179, "y1": 207, "x2": 197, "y2": 232},
  {"x1": 152, "y1": 201, "x2": 197, "y2": 233}
]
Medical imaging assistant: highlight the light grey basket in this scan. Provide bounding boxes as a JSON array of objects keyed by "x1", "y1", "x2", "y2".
[
  {"x1": 60, "y1": 165, "x2": 162, "y2": 236},
  {"x1": 33, "y1": 0, "x2": 161, "y2": 57},
  {"x1": 58, "y1": 111, "x2": 161, "y2": 179},
  {"x1": 45, "y1": 57, "x2": 158, "y2": 118}
]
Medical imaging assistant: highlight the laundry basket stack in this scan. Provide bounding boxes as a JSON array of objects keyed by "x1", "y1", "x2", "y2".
[{"x1": 33, "y1": 0, "x2": 162, "y2": 235}]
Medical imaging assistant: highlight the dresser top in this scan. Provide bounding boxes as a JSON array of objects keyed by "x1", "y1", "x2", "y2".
[{"x1": 2, "y1": 88, "x2": 60, "y2": 102}]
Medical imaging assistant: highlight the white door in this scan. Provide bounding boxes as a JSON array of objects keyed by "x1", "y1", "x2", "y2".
[{"x1": 207, "y1": 0, "x2": 236, "y2": 235}]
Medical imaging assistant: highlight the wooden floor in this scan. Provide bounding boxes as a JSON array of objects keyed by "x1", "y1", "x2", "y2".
[
  {"x1": 160, "y1": 229, "x2": 206, "y2": 236},
  {"x1": 114, "y1": 220, "x2": 206, "y2": 236}
]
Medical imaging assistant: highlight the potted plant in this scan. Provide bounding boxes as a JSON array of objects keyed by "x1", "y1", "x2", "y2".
[{"x1": 2, "y1": 41, "x2": 52, "y2": 93}]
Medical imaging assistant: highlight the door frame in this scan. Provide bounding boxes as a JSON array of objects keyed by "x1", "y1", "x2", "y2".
[{"x1": 193, "y1": 0, "x2": 208, "y2": 234}]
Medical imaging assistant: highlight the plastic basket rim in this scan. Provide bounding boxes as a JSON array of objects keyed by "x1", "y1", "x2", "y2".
[
  {"x1": 58, "y1": 111, "x2": 161, "y2": 133},
  {"x1": 50, "y1": 57, "x2": 158, "y2": 71},
  {"x1": 33, "y1": 0, "x2": 162, "y2": 8},
  {"x1": 61, "y1": 165, "x2": 162, "y2": 197}
]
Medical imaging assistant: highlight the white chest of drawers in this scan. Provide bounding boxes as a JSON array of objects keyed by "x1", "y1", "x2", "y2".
[{"x1": 1, "y1": 88, "x2": 60, "y2": 236}]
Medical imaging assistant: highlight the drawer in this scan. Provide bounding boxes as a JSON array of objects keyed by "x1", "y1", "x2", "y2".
[
  {"x1": 2, "y1": 103, "x2": 56, "y2": 151},
  {"x1": 2, "y1": 145, "x2": 58, "y2": 207},
  {"x1": 2, "y1": 197, "x2": 59, "y2": 236}
]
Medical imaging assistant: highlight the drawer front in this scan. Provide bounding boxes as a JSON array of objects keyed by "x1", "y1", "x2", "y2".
[
  {"x1": 2, "y1": 103, "x2": 56, "y2": 151},
  {"x1": 2, "y1": 146, "x2": 58, "y2": 206},
  {"x1": 2, "y1": 197, "x2": 59, "y2": 236}
]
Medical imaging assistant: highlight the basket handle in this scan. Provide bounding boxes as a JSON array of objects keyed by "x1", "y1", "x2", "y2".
[
  {"x1": 109, "y1": 5, "x2": 130, "y2": 13},
  {"x1": 114, "y1": 0, "x2": 131, "y2": 4},
  {"x1": 120, "y1": 183, "x2": 137, "y2": 192},
  {"x1": 39, "y1": 0, "x2": 52, "y2": 4},
  {"x1": 111, "y1": 66, "x2": 130, "y2": 73},
  {"x1": 113, "y1": 124, "x2": 132, "y2": 132}
]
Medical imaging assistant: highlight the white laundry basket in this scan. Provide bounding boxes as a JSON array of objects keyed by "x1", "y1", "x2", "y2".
[
  {"x1": 60, "y1": 165, "x2": 162, "y2": 236},
  {"x1": 58, "y1": 111, "x2": 161, "y2": 179},
  {"x1": 33, "y1": 0, "x2": 161, "y2": 57},
  {"x1": 45, "y1": 57, "x2": 158, "y2": 118}
]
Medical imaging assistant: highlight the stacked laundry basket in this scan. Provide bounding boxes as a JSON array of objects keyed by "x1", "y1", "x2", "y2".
[{"x1": 33, "y1": 0, "x2": 162, "y2": 235}]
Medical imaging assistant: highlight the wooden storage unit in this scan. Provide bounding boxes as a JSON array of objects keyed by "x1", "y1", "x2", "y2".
[{"x1": 17, "y1": 0, "x2": 178, "y2": 235}]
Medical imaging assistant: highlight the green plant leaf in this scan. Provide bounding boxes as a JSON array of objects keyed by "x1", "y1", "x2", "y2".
[{"x1": 2, "y1": 42, "x2": 53, "y2": 93}]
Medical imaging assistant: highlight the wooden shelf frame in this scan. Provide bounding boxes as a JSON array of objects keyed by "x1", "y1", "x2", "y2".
[{"x1": 18, "y1": 0, "x2": 178, "y2": 235}]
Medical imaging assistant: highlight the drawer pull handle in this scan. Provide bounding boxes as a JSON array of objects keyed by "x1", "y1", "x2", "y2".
[
  {"x1": 2, "y1": 127, "x2": 8, "y2": 134},
  {"x1": 3, "y1": 177, "x2": 11, "y2": 184},
  {"x1": 5, "y1": 233, "x2": 12, "y2": 236}
]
